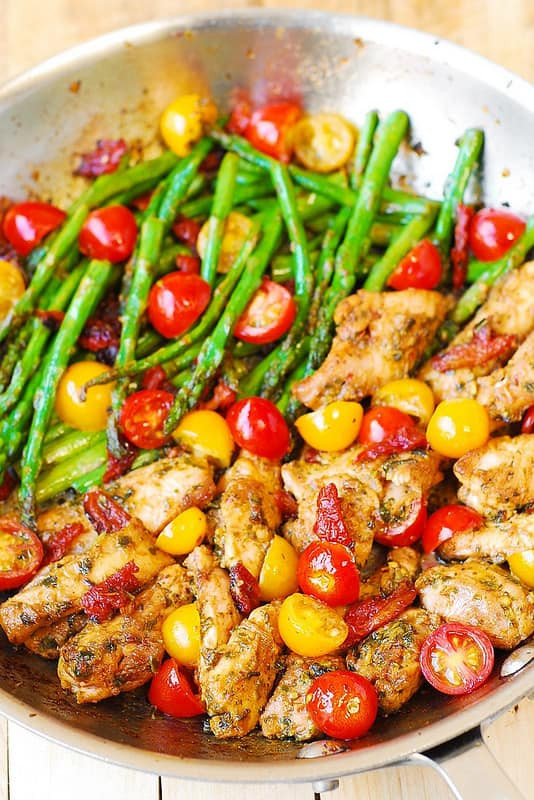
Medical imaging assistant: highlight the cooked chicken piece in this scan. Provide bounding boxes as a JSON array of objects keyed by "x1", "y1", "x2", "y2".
[
  {"x1": 416, "y1": 561, "x2": 534, "y2": 649},
  {"x1": 0, "y1": 518, "x2": 172, "y2": 645},
  {"x1": 293, "y1": 289, "x2": 449, "y2": 409},
  {"x1": 282, "y1": 447, "x2": 441, "y2": 561},
  {"x1": 184, "y1": 545, "x2": 241, "y2": 659},
  {"x1": 209, "y1": 453, "x2": 282, "y2": 578},
  {"x1": 427, "y1": 475, "x2": 459, "y2": 514},
  {"x1": 454, "y1": 435, "x2": 534, "y2": 517},
  {"x1": 346, "y1": 608, "x2": 439, "y2": 714},
  {"x1": 260, "y1": 654, "x2": 345, "y2": 741},
  {"x1": 201, "y1": 602, "x2": 283, "y2": 738},
  {"x1": 438, "y1": 512, "x2": 534, "y2": 563},
  {"x1": 476, "y1": 331, "x2": 534, "y2": 425},
  {"x1": 420, "y1": 261, "x2": 534, "y2": 403},
  {"x1": 24, "y1": 613, "x2": 87, "y2": 659},
  {"x1": 359, "y1": 547, "x2": 420, "y2": 600},
  {"x1": 58, "y1": 564, "x2": 192, "y2": 703}
]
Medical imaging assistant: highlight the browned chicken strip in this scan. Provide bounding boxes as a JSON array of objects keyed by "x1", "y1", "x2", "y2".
[
  {"x1": 201, "y1": 602, "x2": 283, "y2": 738},
  {"x1": 438, "y1": 512, "x2": 534, "y2": 562},
  {"x1": 419, "y1": 260, "x2": 534, "y2": 403},
  {"x1": 293, "y1": 289, "x2": 449, "y2": 409},
  {"x1": 476, "y1": 331, "x2": 534, "y2": 424},
  {"x1": 416, "y1": 561, "x2": 534, "y2": 649},
  {"x1": 359, "y1": 547, "x2": 420, "y2": 600},
  {"x1": 209, "y1": 453, "x2": 282, "y2": 578},
  {"x1": 57, "y1": 564, "x2": 192, "y2": 703},
  {"x1": 346, "y1": 608, "x2": 439, "y2": 714},
  {"x1": 260, "y1": 654, "x2": 344, "y2": 741},
  {"x1": 0, "y1": 518, "x2": 172, "y2": 644},
  {"x1": 454, "y1": 435, "x2": 534, "y2": 517},
  {"x1": 24, "y1": 613, "x2": 87, "y2": 659}
]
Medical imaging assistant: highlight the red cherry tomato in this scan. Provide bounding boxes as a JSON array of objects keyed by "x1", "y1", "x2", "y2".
[
  {"x1": 387, "y1": 239, "x2": 442, "y2": 290},
  {"x1": 234, "y1": 279, "x2": 296, "y2": 344},
  {"x1": 3, "y1": 202, "x2": 66, "y2": 257},
  {"x1": 469, "y1": 207, "x2": 526, "y2": 262},
  {"x1": 148, "y1": 658, "x2": 205, "y2": 717},
  {"x1": 79, "y1": 205, "x2": 137, "y2": 263},
  {"x1": 120, "y1": 389, "x2": 174, "y2": 449},
  {"x1": 359, "y1": 406, "x2": 415, "y2": 445},
  {"x1": 226, "y1": 397, "x2": 290, "y2": 460},
  {"x1": 227, "y1": 90, "x2": 253, "y2": 135},
  {"x1": 422, "y1": 504, "x2": 483, "y2": 554},
  {"x1": 521, "y1": 406, "x2": 534, "y2": 434},
  {"x1": 420, "y1": 622, "x2": 494, "y2": 696},
  {"x1": 297, "y1": 541, "x2": 360, "y2": 606},
  {"x1": 306, "y1": 669, "x2": 378, "y2": 740},
  {"x1": 374, "y1": 495, "x2": 427, "y2": 548},
  {"x1": 0, "y1": 518, "x2": 44, "y2": 590},
  {"x1": 245, "y1": 102, "x2": 302, "y2": 163},
  {"x1": 148, "y1": 272, "x2": 210, "y2": 339}
]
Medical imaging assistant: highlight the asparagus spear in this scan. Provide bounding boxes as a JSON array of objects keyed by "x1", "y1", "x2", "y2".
[
  {"x1": 351, "y1": 110, "x2": 379, "y2": 191},
  {"x1": 200, "y1": 152, "x2": 239, "y2": 286}
]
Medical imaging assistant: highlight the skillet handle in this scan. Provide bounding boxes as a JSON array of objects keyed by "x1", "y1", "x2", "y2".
[{"x1": 403, "y1": 720, "x2": 525, "y2": 800}]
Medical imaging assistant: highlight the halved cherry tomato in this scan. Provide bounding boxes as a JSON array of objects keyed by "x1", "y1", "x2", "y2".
[
  {"x1": 245, "y1": 102, "x2": 302, "y2": 162},
  {"x1": 234, "y1": 279, "x2": 296, "y2": 344},
  {"x1": 344, "y1": 581, "x2": 417, "y2": 647},
  {"x1": 258, "y1": 535, "x2": 299, "y2": 601},
  {"x1": 2, "y1": 201, "x2": 66, "y2": 256},
  {"x1": 306, "y1": 670, "x2": 378, "y2": 740},
  {"x1": 78, "y1": 205, "x2": 137, "y2": 263},
  {"x1": 508, "y1": 550, "x2": 534, "y2": 588},
  {"x1": 0, "y1": 518, "x2": 44, "y2": 590},
  {"x1": 120, "y1": 389, "x2": 174, "y2": 449},
  {"x1": 226, "y1": 397, "x2": 290, "y2": 460},
  {"x1": 372, "y1": 379, "x2": 435, "y2": 426},
  {"x1": 426, "y1": 398, "x2": 489, "y2": 458},
  {"x1": 359, "y1": 406, "x2": 415, "y2": 445},
  {"x1": 278, "y1": 592, "x2": 348, "y2": 657},
  {"x1": 468, "y1": 208, "x2": 526, "y2": 262},
  {"x1": 521, "y1": 406, "x2": 534, "y2": 434},
  {"x1": 172, "y1": 409, "x2": 235, "y2": 467},
  {"x1": 387, "y1": 239, "x2": 442, "y2": 290},
  {"x1": 292, "y1": 113, "x2": 355, "y2": 173},
  {"x1": 296, "y1": 401, "x2": 363, "y2": 452},
  {"x1": 420, "y1": 622, "x2": 494, "y2": 696},
  {"x1": 162, "y1": 603, "x2": 201, "y2": 668},
  {"x1": 374, "y1": 492, "x2": 427, "y2": 548},
  {"x1": 298, "y1": 541, "x2": 360, "y2": 606},
  {"x1": 148, "y1": 658, "x2": 205, "y2": 717},
  {"x1": 156, "y1": 507, "x2": 207, "y2": 556},
  {"x1": 422, "y1": 504, "x2": 483, "y2": 554},
  {"x1": 0, "y1": 260, "x2": 25, "y2": 323},
  {"x1": 160, "y1": 94, "x2": 217, "y2": 157},
  {"x1": 197, "y1": 211, "x2": 255, "y2": 274},
  {"x1": 148, "y1": 272, "x2": 210, "y2": 339}
]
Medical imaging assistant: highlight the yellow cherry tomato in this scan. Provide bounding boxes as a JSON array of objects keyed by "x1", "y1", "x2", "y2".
[
  {"x1": 258, "y1": 535, "x2": 299, "y2": 601},
  {"x1": 156, "y1": 507, "x2": 207, "y2": 556},
  {"x1": 162, "y1": 603, "x2": 201, "y2": 668},
  {"x1": 0, "y1": 260, "x2": 25, "y2": 323},
  {"x1": 173, "y1": 409, "x2": 234, "y2": 467},
  {"x1": 426, "y1": 398, "x2": 489, "y2": 459},
  {"x1": 55, "y1": 361, "x2": 115, "y2": 432},
  {"x1": 197, "y1": 211, "x2": 255, "y2": 274},
  {"x1": 373, "y1": 379, "x2": 435, "y2": 426},
  {"x1": 295, "y1": 401, "x2": 363, "y2": 452},
  {"x1": 278, "y1": 592, "x2": 348, "y2": 657},
  {"x1": 292, "y1": 113, "x2": 355, "y2": 173},
  {"x1": 508, "y1": 550, "x2": 534, "y2": 588},
  {"x1": 160, "y1": 94, "x2": 217, "y2": 157}
]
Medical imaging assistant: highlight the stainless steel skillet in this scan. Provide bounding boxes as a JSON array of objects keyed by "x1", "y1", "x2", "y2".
[{"x1": 0, "y1": 10, "x2": 533, "y2": 799}]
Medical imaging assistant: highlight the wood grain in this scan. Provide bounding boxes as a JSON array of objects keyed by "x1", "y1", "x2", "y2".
[{"x1": 2, "y1": 1, "x2": 534, "y2": 799}]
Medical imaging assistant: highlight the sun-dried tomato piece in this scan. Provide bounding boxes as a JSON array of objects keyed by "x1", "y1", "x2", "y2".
[
  {"x1": 0, "y1": 469, "x2": 17, "y2": 501},
  {"x1": 43, "y1": 522, "x2": 85, "y2": 565},
  {"x1": 274, "y1": 490, "x2": 298, "y2": 519},
  {"x1": 451, "y1": 203, "x2": 474, "y2": 290},
  {"x1": 75, "y1": 139, "x2": 128, "y2": 177},
  {"x1": 356, "y1": 426, "x2": 427, "y2": 462},
  {"x1": 130, "y1": 191, "x2": 153, "y2": 211},
  {"x1": 79, "y1": 318, "x2": 120, "y2": 352},
  {"x1": 35, "y1": 309, "x2": 65, "y2": 331},
  {"x1": 229, "y1": 562, "x2": 260, "y2": 616},
  {"x1": 83, "y1": 488, "x2": 131, "y2": 533},
  {"x1": 314, "y1": 483, "x2": 353, "y2": 549},
  {"x1": 431, "y1": 322, "x2": 516, "y2": 373},
  {"x1": 199, "y1": 380, "x2": 237, "y2": 412},
  {"x1": 175, "y1": 253, "x2": 201, "y2": 274},
  {"x1": 199, "y1": 150, "x2": 224, "y2": 173},
  {"x1": 140, "y1": 365, "x2": 175, "y2": 394},
  {"x1": 81, "y1": 561, "x2": 140, "y2": 622},
  {"x1": 344, "y1": 581, "x2": 417, "y2": 647},
  {"x1": 172, "y1": 217, "x2": 201, "y2": 250},
  {"x1": 102, "y1": 435, "x2": 138, "y2": 484}
]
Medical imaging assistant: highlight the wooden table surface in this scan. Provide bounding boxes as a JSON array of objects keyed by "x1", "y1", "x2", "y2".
[{"x1": 1, "y1": 2, "x2": 533, "y2": 799}]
